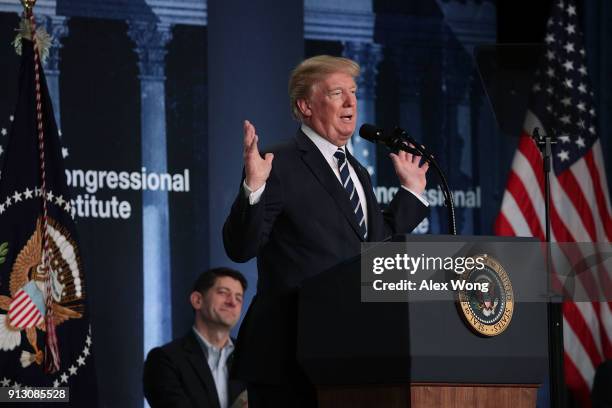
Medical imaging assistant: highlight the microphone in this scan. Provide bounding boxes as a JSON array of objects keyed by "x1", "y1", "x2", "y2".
[
  {"x1": 358, "y1": 124, "x2": 386, "y2": 143},
  {"x1": 358, "y1": 123, "x2": 457, "y2": 235},
  {"x1": 359, "y1": 124, "x2": 422, "y2": 156}
]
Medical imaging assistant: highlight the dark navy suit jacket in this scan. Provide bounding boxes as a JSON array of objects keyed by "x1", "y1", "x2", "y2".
[{"x1": 223, "y1": 129, "x2": 428, "y2": 384}]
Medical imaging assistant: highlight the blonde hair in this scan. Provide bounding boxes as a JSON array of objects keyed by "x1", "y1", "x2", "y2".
[{"x1": 288, "y1": 55, "x2": 360, "y2": 120}]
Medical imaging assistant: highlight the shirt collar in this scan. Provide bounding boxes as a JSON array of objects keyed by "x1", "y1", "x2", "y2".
[
  {"x1": 192, "y1": 326, "x2": 234, "y2": 356},
  {"x1": 301, "y1": 124, "x2": 346, "y2": 161}
]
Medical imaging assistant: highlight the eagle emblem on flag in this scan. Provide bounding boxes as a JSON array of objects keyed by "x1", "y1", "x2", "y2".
[{"x1": 0, "y1": 216, "x2": 83, "y2": 367}]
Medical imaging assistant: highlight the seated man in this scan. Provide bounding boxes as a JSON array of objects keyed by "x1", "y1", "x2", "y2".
[{"x1": 144, "y1": 268, "x2": 248, "y2": 408}]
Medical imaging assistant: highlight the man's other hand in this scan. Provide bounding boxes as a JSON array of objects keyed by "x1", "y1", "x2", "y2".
[
  {"x1": 243, "y1": 120, "x2": 274, "y2": 191},
  {"x1": 389, "y1": 148, "x2": 429, "y2": 195}
]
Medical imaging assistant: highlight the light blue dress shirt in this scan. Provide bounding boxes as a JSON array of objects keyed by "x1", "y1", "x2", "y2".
[{"x1": 192, "y1": 327, "x2": 235, "y2": 408}]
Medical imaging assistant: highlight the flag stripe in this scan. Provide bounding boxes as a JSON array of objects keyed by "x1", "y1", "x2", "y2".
[
  {"x1": 517, "y1": 135, "x2": 545, "y2": 193},
  {"x1": 505, "y1": 171, "x2": 546, "y2": 238},
  {"x1": 592, "y1": 302, "x2": 611, "y2": 357},
  {"x1": 563, "y1": 314, "x2": 596, "y2": 387},
  {"x1": 558, "y1": 170, "x2": 597, "y2": 241},
  {"x1": 584, "y1": 147, "x2": 612, "y2": 240},
  {"x1": 549, "y1": 173, "x2": 591, "y2": 241},
  {"x1": 498, "y1": 191, "x2": 532, "y2": 236},
  {"x1": 601, "y1": 303, "x2": 612, "y2": 357},
  {"x1": 592, "y1": 142, "x2": 612, "y2": 215},
  {"x1": 514, "y1": 137, "x2": 576, "y2": 243},
  {"x1": 9, "y1": 292, "x2": 31, "y2": 318},
  {"x1": 563, "y1": 345, "x2": 592, "y2": 407},
  {"x1": 549, "y1": 245, "x2": 573, "y2": 297},
  {"x1": 571, "y1": 157, "x2": 610, "y2": 242},
  {"x1": 12, "y1": 302, "x2": 37, "y2": 327},
  {"x1": 22, "y1": 308, "x2": 42, "y2": 328},
  {"x1": 564, "y1": 301, "x2": 602, "y2": 367}
]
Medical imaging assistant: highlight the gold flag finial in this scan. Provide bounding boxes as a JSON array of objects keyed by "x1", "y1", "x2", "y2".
[
  {"x1": 13, "y1": 0, "x2": 52, "y2": 63},
  {"x1": 20, "y1": 0, "x2": 36, "y2": 14}
]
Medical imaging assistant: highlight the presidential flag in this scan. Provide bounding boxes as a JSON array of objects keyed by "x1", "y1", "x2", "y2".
[
  {"x1": 494, "y1": 1, "x2": 612, "y2": 406},
  {"x1": 0, "y1": 18, "x2": 98, "y2": 406}
]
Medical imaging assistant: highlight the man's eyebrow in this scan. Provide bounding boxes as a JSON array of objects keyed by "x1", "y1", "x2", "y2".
[{"x1": 327, "y1": 85, "x2": 357, "y2": 92}]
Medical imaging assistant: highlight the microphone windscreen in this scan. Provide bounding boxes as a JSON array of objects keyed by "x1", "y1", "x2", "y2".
[{"x1": 359, "y1": 123, "x2": 382, "y2": 143}]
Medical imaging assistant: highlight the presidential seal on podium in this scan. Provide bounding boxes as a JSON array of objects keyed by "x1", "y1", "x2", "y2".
[{"x1": 457, "y1": 254, "x2": 515, "y2": 337}]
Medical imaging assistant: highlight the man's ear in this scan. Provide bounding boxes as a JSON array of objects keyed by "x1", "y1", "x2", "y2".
[
  {"x1": 190, "y1": 291, "x2": 201, "y2": 310},
  {"x1": 297, "y1": 99, "x2": 312, "y2": 118}
]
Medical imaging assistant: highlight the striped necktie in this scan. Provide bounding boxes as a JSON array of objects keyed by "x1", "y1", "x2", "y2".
[{"x1": 334, "y1": 147, "x2": 367, "y2": 240}]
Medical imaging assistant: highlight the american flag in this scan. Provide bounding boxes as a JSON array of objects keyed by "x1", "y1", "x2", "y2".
[{"x1": 494, "y1": 0, "x2": 612, "y2": 406}]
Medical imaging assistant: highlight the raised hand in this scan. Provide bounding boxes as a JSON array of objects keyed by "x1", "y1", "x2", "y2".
[
  {"x1": 389, "y1": 147, "x2": 429, "y2": 195},
  {"x1": 243, "y1": 120, "x2": 274, "y2": 191}
]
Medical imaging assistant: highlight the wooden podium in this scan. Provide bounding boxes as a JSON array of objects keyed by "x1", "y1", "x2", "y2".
[
  {"x1": 297, "y1": 236, "x2": 548, "y2": 408},
  {"x1": 315, "y1": 383, "x2": 538, "y2": 408}
]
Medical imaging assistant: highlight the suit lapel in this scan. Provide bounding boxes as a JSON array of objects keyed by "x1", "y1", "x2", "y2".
[
  {"x1": 296, "y1": 130, "x2": 364, "y2": 241},
  {"x1": 183, "y1": 332, "x2": 221, "y2": 408}
]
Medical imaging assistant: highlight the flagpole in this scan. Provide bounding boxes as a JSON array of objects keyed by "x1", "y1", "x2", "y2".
[
  {"x1": 19, "y1": 0, "x2": 62, "y2": 374},
  {"x1": 533, "y1": 127, "x2": 566, "y2": 408}
]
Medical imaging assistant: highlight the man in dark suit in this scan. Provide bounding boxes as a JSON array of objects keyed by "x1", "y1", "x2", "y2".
[
  {"x1": 223, "y1": 55, "x2": 429, "y2": 407},
  {"x1": 143, "y1": 268, "x2": 248, "y2": 408}
]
